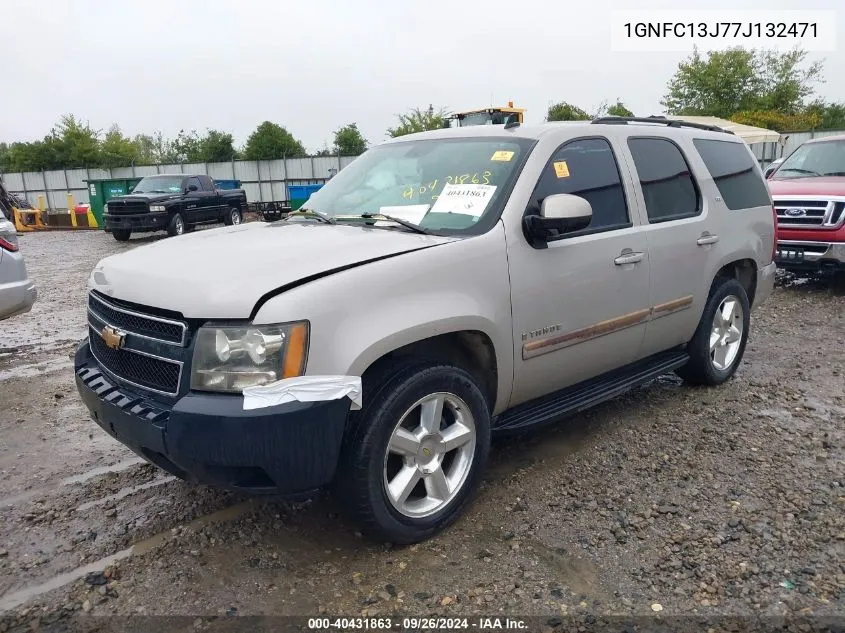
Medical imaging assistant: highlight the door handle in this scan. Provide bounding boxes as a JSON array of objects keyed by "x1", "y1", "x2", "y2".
[
  {"x1": 697, "y1": 234, "x2": 719, "y2": 246},
  {"x1": 614, "y1": 251, "x2": 644, "y2": 266}
]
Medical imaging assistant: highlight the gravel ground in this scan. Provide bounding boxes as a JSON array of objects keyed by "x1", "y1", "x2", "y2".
[{"x1": 0, "y1": 230, "x2": 843, "y2": 632}]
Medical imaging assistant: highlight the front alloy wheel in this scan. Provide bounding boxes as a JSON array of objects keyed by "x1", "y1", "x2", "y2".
[
  {"x1": 383, "y1": 392, "x2": 476, "y2": 519},
  {"x1": 338, "y1": 363, "x2": 491, "y2": 544}
]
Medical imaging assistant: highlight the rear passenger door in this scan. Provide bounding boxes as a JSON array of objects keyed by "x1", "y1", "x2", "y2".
[
  {"x1": 508, "y1": 137, "x2": 652, "y2": 405},
  {"x1": 624, "y1": 136, "x2": 718, "y2": 358}
]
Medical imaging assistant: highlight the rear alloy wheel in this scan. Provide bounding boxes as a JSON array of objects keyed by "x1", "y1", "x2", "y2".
[
  {"x1": 677, "y1": 278, "x2": 750, "y2": 386},
  {"x1": 339, "y1": 364, "x2": 491, "y2": 544},
  {"x1": 111, "y1": 229, "x2": 131, "y2": 242},
  {"x1": 167, "y1": 213, "x2": 185, "y2": 237},
  {"x1": 226, "y1": 207, "x2": 242, "y2": 226}
]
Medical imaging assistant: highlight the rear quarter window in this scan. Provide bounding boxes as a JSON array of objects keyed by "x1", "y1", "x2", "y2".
[{"x1": 692, "y1": 138, "x2": 771, "y2": 210}]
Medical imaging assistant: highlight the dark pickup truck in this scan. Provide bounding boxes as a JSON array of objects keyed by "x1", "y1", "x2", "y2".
[{"x1": 103, "y1": 174, "x2": 247, "y2": 241}]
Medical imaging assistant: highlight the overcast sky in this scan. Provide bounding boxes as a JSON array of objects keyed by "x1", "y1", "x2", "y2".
[{"x1": 2, "y1": 0, "x2": 843, "y2": 154}]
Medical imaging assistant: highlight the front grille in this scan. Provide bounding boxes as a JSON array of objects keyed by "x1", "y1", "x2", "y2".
[
  {"x1": 106, "y1": 200, "x2": 150, "y2": 215},
  {"x1": 89, "y1": 293, "x2": 185, "y2": 345},
  {"x1": 774, "y1": 198, "x2": 845, "y2": 228},
  {"x1": 89, "y1": 326, "x2": 181, "y2": 395}
]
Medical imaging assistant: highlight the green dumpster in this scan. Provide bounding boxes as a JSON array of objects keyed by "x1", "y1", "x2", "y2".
[{"x1": 85, "y1": 177, "x2": 142, "y2": 228}]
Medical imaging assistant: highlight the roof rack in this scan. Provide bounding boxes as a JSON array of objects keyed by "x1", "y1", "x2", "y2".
[{"x1": 591, "y1": 116, "x2": 734, "y2": 135}]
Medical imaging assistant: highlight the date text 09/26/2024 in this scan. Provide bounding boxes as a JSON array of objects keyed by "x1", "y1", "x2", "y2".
[{"x1": 307, "y1": 617, "x2": 528, "y2": 630}]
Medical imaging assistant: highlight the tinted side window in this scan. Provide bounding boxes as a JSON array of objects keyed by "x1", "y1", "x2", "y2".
[
  {"x1": 198, "y1": 175, "x2": 216, "y2": 191},
  {"x1": 693, "y1": 138, "x2": 770, "y2": 210},
  {"x1": 628, "y1": 138, "x2": 699, "y2": 222},
  {"x1": 187, "y1": 177, "x2": 202, "y2": 191},
  {"x1": 531, "y1": 138, "x2": 629, "y2": 233}
]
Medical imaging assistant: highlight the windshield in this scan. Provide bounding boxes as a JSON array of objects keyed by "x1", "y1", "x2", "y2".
[
  {"x1": 132, "y1": 176, "x2": 184, "y2": 194},
  {"x1": 300, "y1": 137, "x2": 534, "y2": 234},
  {"x1": 775, "y1": 140, "x2": 845, "y2": 178}
]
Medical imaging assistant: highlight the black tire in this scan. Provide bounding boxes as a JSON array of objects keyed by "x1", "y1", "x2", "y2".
[
  {"x1": 677, "y1": 278, "x2": 751, "y2": 386},
  {"x1": 224, "y1": 206, "x2": 242, "y2": 226},
  {"x1": 111, "y1": 229, "x2": 131, "y2": 242},
  {"x1": 337, "y1": 363, "x2": 491, "y2": 544},
  {"x1": 167, "y1": 213, "x2": 186, "y2": 237}
]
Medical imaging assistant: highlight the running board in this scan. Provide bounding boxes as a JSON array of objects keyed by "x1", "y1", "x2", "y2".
[{"x1": 493, "y1": 349, "x2": 689, "y2": 432}]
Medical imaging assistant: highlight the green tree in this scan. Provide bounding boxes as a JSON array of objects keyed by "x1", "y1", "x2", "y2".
[
  {"x1": 0, "y1": 142, "x2": 10, "y2": 172},
  {"x1": 546, "y1": 102, "x2": 591, "y2": 121},
  {"x1": 803, "y1": 100, "x2": 845, "y2": 129},
  {"x1": 100, "y1": 125, "x2": 140, "y2": 168},
  {"x1": 48, "y1": 115, "x2": 101, "y2": 168},
  {"x1": 606, "y1": 100, "x2": 634, "y2": 117},
  {"x1": 662, "y1": 47, "x2": 823, "y2": 118},
  {"x1": 387, "y1": 105, "x2": 449, "y2": 137},
  {"x1": 196, "y1": 129, "x2": 237, "y2": 162},
  {"x1": 172, "y1": 130, "x2": 201, "y2": 162},
  {"x1": 333, "y1": 123, "x2": 367, "y2": 155},
  {"x1": 134, "y1": 132, "x2": 179, "y2": 164},
  {"x1": 243, "y1": 121, "x2": 306, "y2": 160}
]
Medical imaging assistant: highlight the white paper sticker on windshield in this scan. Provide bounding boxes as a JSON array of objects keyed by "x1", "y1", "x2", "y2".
[
  {"x1": 429, "y1": 184, "x2": 497, "y2": 218},
  {"x1": 377, "y1": 204, "x2": 430, "y2": 225}
]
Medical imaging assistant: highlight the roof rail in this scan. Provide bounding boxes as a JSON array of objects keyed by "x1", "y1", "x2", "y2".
[{"x1": 591, "y1": 116, "x2": 734, "y2": 135}]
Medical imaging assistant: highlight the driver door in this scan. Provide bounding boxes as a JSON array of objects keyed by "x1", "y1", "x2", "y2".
[{"x1": 507, "y1": 137, "x2": 651, "y2": 406}]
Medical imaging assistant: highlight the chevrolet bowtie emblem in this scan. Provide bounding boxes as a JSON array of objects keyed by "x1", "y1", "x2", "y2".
[{"x1": 100, "y1": 325, "x2": 126, "y2": 350}]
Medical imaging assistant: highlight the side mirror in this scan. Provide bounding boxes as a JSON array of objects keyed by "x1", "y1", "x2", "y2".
[
  {"x1": 523, "y1": 194, "x2": 592, "y2": 245},
  {"x1": 186, "y1": 184, "x2": 199, "y2": 192}
]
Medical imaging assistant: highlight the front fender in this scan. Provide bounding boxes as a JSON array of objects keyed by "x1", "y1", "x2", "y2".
[{"x1": 253, "y1": 223, "x2": 514, "y2": 413}]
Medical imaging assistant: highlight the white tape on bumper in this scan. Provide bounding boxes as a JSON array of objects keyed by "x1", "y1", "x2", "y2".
[{"x1": 241, "y1": 375, "x2": 362, "y2": 411}]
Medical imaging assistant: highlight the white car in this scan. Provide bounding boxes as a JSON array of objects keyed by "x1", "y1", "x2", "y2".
[{"x1": 0, "y1": 218, "x2": 37, "y2": 320}]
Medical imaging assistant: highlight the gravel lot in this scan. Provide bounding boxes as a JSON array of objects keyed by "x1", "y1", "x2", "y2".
[{"x1": 0, "y1": 230, "x2": 843, "y2": 631}]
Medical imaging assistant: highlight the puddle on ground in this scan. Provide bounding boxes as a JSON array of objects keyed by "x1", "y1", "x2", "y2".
[
  {"x1": 0, "y1": 458, "x2": 147, "y2": 508},
  {"x1": 0, "y1": 356, "x2": 73, "y2": 382},
  {"x1": 0, "y1": 500, "x2": 255, "y2": 613}
]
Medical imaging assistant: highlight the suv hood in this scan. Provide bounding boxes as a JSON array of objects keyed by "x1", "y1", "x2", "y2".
[
  {"x1": 90, "y1": 222, "x2": 457, "y2": 318},
  {"x1": 768, "y1": 176, "x2": 845, "y2": 197}
]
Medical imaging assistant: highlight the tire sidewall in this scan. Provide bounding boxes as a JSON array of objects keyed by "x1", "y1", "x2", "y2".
[
  {"x1": 694, "y1": 278, "x2": 751, "y2": 384},
  {"x1": 353, "y1": 365, "x2": 491, "y2": 543},
  {"x1": 230, "y1": 207, "x2": 242, "y2": 225}
]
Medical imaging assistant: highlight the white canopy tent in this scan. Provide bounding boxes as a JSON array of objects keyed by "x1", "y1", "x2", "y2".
[{"x1": 664, "y1": 116, "x2": 782, "y2": 145}]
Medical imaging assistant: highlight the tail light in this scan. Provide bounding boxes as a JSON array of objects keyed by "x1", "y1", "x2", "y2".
[{"x1": 0, "y1": 236, "x2": 19, "y2": 252}]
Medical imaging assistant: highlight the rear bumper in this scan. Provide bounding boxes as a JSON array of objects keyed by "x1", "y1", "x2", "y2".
[
  {"x1": 104, "y1": 212, "x2": 168, "y2": 233},
  {"x1": 775, "y1": 240, "x2": 845, "y2": 271},
  {"x1": 74, "y1": 340, "x2": 351, "y2": 495},
  {"x1": 0, "y1": 277, "x2": 37, "y2": 320}
]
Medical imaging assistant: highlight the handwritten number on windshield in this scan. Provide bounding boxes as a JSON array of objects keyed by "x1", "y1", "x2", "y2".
[{"x1": 402, "y1": 171, "x2": 492, "y2": 200}]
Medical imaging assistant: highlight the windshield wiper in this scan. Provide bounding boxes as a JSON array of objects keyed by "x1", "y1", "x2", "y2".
[
  {"x1": 359, "y1": 212, "x2": 431, "y2": 235},
  {"x1": 284, "y1": 208, "x2": 336, "y2": 224},
  {"x1": 778, "y1": 168, "x2": 821, "y2": 176},
  {"x1": 821, "y1": 171, "x2": 845, "y2": 176}
]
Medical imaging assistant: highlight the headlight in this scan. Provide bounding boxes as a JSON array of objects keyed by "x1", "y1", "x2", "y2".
[
  {"x1": 190, "y1": 321, "x2": 309, "y2": 393},
  {"x1": 150, "y1": 205, "x2": 166, "y2": 212},
  {"x1": 103, "y1": 203, "x2": 109, "y2": 213}
]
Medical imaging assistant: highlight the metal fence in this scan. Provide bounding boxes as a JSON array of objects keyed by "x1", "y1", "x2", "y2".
[{"x1": 0, "y1": 155, "x2": 359, "y2": 211}]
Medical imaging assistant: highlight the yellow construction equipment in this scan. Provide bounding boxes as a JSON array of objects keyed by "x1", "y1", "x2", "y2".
[
  {"x1": 448, "y1": 101, "x2": 526, "y2": 127},
  {"x1": 0, "y1": 180, "x2": 97, "y2": 231}
]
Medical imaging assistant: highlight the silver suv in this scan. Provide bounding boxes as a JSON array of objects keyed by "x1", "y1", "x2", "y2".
[{"x1": 75, "y1": 117, "x2": 776, "y2": 543}]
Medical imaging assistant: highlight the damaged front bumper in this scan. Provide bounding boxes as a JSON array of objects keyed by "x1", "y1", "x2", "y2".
[{"x1": 74, "y1": 339, "x2": 351, "y2": 496}]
